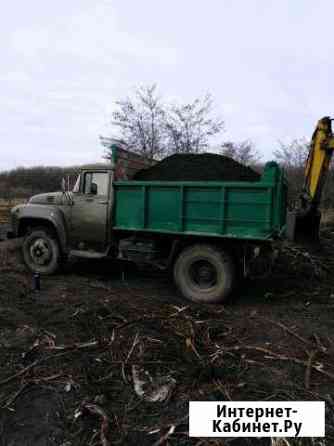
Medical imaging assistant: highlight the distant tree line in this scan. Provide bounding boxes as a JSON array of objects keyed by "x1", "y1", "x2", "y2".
[
  {"x1": 0, "y1": 166, "x2": 79, "y2": 200},
  {"x1": 1, "y1": 84, "x2": 333, "y2": 208}
]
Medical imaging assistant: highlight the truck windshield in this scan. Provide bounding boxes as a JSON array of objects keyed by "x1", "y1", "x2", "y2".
[{"x1": 72, "y1": 175, "x2": 80, "y2": 193}]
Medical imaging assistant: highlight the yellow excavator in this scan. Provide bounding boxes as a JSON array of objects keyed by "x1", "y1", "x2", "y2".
[{"x1": 288, "y1": 116, "x2": 334, "y2": 241}]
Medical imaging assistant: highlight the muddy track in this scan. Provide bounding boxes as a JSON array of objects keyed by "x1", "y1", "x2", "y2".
[{"x1": 0, "y1": 230, "x2": 333, "y2": 445}]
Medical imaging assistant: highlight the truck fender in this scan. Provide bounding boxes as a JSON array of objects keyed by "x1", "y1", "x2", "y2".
[{"x1": 16, "y1": 204, "x2": 68, "y2": 252}]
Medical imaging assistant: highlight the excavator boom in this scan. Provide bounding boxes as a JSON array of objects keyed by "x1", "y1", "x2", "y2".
[
  {"x1": 303, "y1": 116, "x2": 334, "y2": 207},
  {"x1": 287, "y1": 116, "x2": 334, "y2": 242}
]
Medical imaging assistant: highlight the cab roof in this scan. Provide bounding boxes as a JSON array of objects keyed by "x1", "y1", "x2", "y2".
[{"x1": 79, "y1": 163, "x2": 113, "y2": 171}]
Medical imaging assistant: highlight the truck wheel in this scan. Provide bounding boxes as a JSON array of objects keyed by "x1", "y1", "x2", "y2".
[
  {"x1": 173, "y1": 244, "x2": 235, "y2": 304},
  {"x1": 22, "y1": 228, "x2": 60, "y2": 274}
]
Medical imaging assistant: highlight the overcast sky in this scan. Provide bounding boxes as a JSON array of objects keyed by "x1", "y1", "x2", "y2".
[{"x1": 1, "y1": 0, "x2": 333, "y2": 170}]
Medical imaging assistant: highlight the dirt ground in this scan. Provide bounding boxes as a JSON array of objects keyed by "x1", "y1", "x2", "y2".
[{"x1": 0, "y1": 227, "x2": 333, "y2": 445}]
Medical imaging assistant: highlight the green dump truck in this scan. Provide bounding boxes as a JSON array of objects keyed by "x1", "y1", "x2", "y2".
[{"x1": 10, "y1": 147, "x2": 288, "y2": 303}]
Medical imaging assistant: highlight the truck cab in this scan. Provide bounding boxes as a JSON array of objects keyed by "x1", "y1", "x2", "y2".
[
  {"x1": 10, "y1": 147, "x2": 153, "y2": 274},
  {"x1": 65, "y1": 165, "x2": 113, "y2": 253}
]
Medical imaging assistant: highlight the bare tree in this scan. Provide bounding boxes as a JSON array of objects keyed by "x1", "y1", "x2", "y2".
[
  {"x1": 274, "y1": 138, "x2": 334, "y2": 207},
  {"x1": 164, "y1": 94, "x2": 224, "y2": 154},
  {"x1": 221, "y1": 140, "x2": 261, "y2": 166},
  {"x1": 107, "y1": 84, "x2": 166, "y2": 159},
  {"x1": 274, "y1": 139, "x2": 310, "y2": 169},
  {"x1": 273, "y1": 139, "x2": 310, "y2": 202},
  {"x1": 106, "y1": 87, "x2": 224, "y2": 158}
]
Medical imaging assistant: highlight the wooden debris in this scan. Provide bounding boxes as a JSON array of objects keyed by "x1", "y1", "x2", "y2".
[
  {"x1": 81, "y1": 402, "x2": 110, "y2": 446},
  {"x1": 305, "y1": 351, "x2": 317, "y2": 390}
]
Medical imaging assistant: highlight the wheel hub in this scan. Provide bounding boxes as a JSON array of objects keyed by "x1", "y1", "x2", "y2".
[
  {"x1": 190, "y1": 260, "x2": 218, "y2": 289},
  {"x1": 30, "y1": 238, "x2": 51, "y2": 265}
]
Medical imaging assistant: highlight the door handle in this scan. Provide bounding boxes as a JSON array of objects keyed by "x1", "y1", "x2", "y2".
[
  {"x1": 98, "y1": 200, "x2": 108, "y2": 205},
  {"x1": 85, "y1": 198, "x2": 94, "y2": 202}
]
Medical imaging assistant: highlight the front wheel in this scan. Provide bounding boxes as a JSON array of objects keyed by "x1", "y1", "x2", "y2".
[
  {"x1": 22, "y1": 228, "x2": 60, "y2": 274},
  {"x1": 173, "y1": 244, "x2": 235, "y2": 304}
]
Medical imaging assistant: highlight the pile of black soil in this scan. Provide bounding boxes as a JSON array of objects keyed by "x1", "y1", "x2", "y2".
[{"x1": 134, "y1": 153, "x2": 260, "y2": 182}]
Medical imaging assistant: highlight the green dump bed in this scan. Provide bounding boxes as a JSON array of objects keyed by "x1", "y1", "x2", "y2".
[{"x1": 113, "y1": 162, "x2": 287, "y2": 241}]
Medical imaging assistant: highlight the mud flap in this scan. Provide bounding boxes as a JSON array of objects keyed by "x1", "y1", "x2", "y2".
[{"x1": 286, "y1": 210, "x2": 321, "y2": 242}]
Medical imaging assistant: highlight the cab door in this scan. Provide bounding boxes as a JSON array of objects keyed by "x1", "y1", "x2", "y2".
[{"x1": 69, "y1": 171, "x2": 110, "y2": 252}]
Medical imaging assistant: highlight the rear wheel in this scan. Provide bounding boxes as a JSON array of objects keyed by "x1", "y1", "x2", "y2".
[
  {"x1": 173, "y1": 244, "x2": 235, "y2": 303},
  {"x1": 22, "y1": 227, "x2": 60, "y2": 274}
]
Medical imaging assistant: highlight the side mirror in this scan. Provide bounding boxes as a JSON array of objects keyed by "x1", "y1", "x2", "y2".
[
  {"x1": 90, "y1": 182, "x2": 98, "y2": 195},
  {"x1": 61, "y1": 178, "x2": 66, "y2": 193}
]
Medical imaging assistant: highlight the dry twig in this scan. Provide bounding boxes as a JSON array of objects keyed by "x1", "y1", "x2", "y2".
[
  {"x1": 305, "y1": 351, "x2": 317, "y2": 389},
  {"x1": 81, "y1": 402, "x2": 110, "y2": 446},
  {"x1": 0, "y1": 360, "x2": 39, "y2": 386},
  {"x1": 222, "y1": 345, "x2": 334, "y2": 380},
  {"x1": 260, "y1": 317, "x2": 312, "y2": 347},
  {"x1": 152, "y1": 425, "x2": 175, "y2": 446}
]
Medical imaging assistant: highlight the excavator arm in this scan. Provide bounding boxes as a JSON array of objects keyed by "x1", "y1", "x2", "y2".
[
  {"x1": 302, "y1": 116, "x2": 334, "y2": 209},
  {"x1": 288, "y1": 116, "x2": 334, "y2": 241}
]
